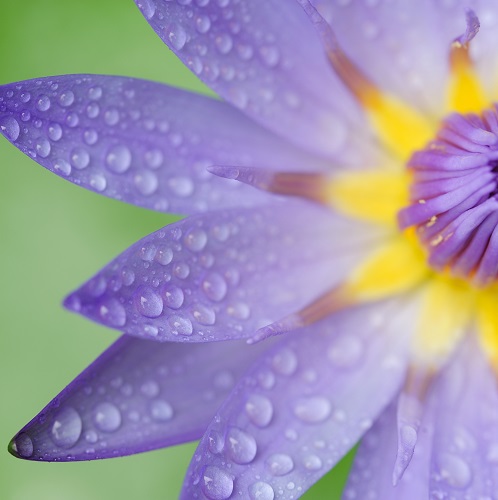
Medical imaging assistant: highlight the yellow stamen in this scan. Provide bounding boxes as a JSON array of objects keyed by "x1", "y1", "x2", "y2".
[{"x1": 475, "y1": 287, "x2": 498, "y2": 369}]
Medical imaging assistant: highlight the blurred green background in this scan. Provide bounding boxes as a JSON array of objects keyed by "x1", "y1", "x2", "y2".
[{"x1": 0, "y1": 1, "x2": 352, "y2": 498}]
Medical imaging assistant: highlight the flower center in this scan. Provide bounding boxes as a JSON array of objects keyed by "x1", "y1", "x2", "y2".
[{"x1": 399, "y1": 108, "x2": 498, "y2": 286}]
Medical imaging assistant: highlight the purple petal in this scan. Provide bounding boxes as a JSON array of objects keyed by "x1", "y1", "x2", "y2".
[
  {"x1": 429, "y1": 337, "x2": 498, "y2": 497},
  {"x1": 0, "y1": 75, "x2": 330, "y2": 215},
  {"x1": 344, "y1": 399, "x2": 434, "y2": 499},
  {"x1": 64, "y1": 202, "x2": 383, "y2": 342},
  {"x1": 310, "y1": 0, "x2": 484, "y2": 115},
  {"x1": 180, "y1": 298, "x2": 413, "y2": 499},
  {"x1": 134, "y1": 0, "x2": 380, "y2": 162},
  {"x1": 8, "y1": 335, "x2": 270, "y2": 461}
]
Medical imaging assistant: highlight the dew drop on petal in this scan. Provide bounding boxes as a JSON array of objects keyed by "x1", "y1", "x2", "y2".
[
  {"x1": 134, "y1": 170, "x2": 158, "y2": 195},
  {"x1": 184, "y1": 228, "x2": 208, "y2": 252},
  {"x1": 293, "y1": 396, "x2": 331, "y2": 424},
  {"x1": 162, "y1": 284, "x2": 184, "y2": 309},
  {"x1": 10, "y1": 433, "x2": 34, "y2": 458},
  {"x1": 106, "y1": 144, "x2": 132, "y2": 173},
  {"x1": 150, "y1": 400, "x2": 174, "y2": 422},
  {"x1": 168, "y1": 314, "x2": 193, "y2": 336},
  {"x1": 139, "y1": 0, "x2": 156, "y2": 19},
  {"x1": 272, "y1": 348, "x2": 298, "y2": 375},
  {"x1": 327, "y1": 335, "x2": 363, "y2": 368},
  {"x1": 248, "y1": 481, "x2": 275, "y2": 500},
  {"x1": 36, "y1": 94, "x2": 51, "y2": 111},
  {"x1": 134, "y1": 286, "x2": 164, "y2": 318},
  {"x1": 208, "y1": 430, "x2": 225, "y2": 454},
  {"x1": 167, "y1": 23, "x2": 187, "y2": 50},
  {"x1": 93, "y1": 402, "x2": 121, "y2": 432},
  {"x1": 303, "y1": 454, "x2": 323, "y2": 471},
  {"x1": 437, "y1": 453, "x2": 472, "y2": 489},
  {"x1": 202, "y1": 272, "x2": 227, "y2": 302},
  {"x1": 70, "y1": 148, "x2": 90, "y2": 170},
  {"x1": 99, "y1": 297, "x2": 126, "y2": 327},
  {"x1": 140, "y1": 380, "x2": 160, "y2": 398},
  {"x1": 266, "y1": 453, "x2": 294, "y2": 476},
  {"x1": 226, "y1": 427, "x2": 257, "y2": 464},
  {"x1": 48, "y1": 122, "x2": 63, "y2": 141},
  {"x1": 50, "y1": 407, "x2": 83, "y2": 448},
  {"x1": 58, "y1": 90, "x2": 75, "y2": 107},
  {"x1": 245, "y1": 394, "x2": 273, "y2": 427},
  {"x1": 201, "y1": 466, "x2": 233, "y2": 500},
  {"x1": 0, "y1": 116, "x2": 20, "y2": 141},
  {"x1": 192, "y1": 304, "x2": 216, "y2": 325}
]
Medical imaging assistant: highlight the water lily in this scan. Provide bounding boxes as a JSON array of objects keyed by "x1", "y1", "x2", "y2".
[{"x1": 2, "y1": 0, "x2": 498, "y2": 498}]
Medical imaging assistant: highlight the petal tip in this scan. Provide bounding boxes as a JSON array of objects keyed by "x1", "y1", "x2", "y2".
[{"x1": 8, "y1": 432, "x2": 34, "y2": 460}]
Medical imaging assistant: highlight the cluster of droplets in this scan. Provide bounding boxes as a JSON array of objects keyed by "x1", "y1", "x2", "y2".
[
  {"x1": 63, "y1": 204, "x2": 345, "y2": 344},
  {"x1": 0, "y1": 75, "x2": 280, "y2": 215},
  {"x1": 182, "y1": 304, "x2": 407, "y2": 499},
  {"x1": 9, "y1": 335, "x2": 268, "y2": 461}
]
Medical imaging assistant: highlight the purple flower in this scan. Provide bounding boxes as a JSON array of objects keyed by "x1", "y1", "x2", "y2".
[{"x1": 2, "y1": 1, "x2": 498, "y2": 498}]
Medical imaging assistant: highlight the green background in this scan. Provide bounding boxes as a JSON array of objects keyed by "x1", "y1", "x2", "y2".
[{"x1": 0, "y1": 1, "x2": 353, "y2": 498}]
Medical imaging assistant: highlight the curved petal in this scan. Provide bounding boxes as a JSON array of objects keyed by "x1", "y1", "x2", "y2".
[
  {"x1": 8, "y1": 335, "x2": 270, "y2": 461},
  {"x1": 0, "y1": 75, "x2": 330, "y2": 215},
  {"x1": 310, "y1": 0, "x2": 489, "y2": 116},
  {"x1": 64, "y1": 201, "x2": 385, "y2": 342},
  {"x1": 134, "y1": 0, "x2": 380, "y2": 161},
  {"x1": 429, "y1": 337, "x2": 498, "y2": 497},
  {"x1": 344, "y1": 400, "x2": 433, "y2": 499},
  {"x1": 180, "y1": 298, "x2": 415, "y2": 499}
]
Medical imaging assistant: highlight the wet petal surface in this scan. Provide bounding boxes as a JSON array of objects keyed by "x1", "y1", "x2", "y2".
[{"x1": 9, "y1": 335, "x2": 269, "y2": 461}]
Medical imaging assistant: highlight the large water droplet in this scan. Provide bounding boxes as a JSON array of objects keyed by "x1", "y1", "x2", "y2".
[
  {"x1": 293, "y1": 396, "x2": 331, "y2": 424},
  {"x1": 168, "y1": 176, "x2": 194, "y2": 197},
  {"x1": 266, "y1": 453, "x2": 294, "y2": 476},
  {"x1": 88, "y1": 86, "x2": 103, "y2": 100},
  {"x1": 10, "y1": 433, "x2": 34, "y2": 458},
  {"x1": 36, "y1": 94, "x2": 51, "y2": 111},
  {"x1": 134, "y1": 286, "x2": 164, "y2": 318},
  {"x1": 184, "y1": 228, "x2": 208, "y2": 252},
  {"x1": 139, "y1": 0, "x2": 156, "y2": 19},
  {"x1": 192, "y1": 304, "x2": 216, "y2": 325},
  {"x1": 245, "y1": 394, "x2": 273, "y2": 427},
  {"x1": 144, "y1": 148, "x2": 163, "y2": 169},
  {"x1": 226, "y1": 427, "x2": 257, "y2": 464},
  {"x1": 272, "y1": 348, "x2": 298, "y2": 375},
  {"x1": 248, "y1": 482, "x2": 274, "y2": 500},
  {"x1": 58, "y1": 90, "x2": 75, "y2": 107},
  {"x1": 35, "y1": 138, "x2": 51, "y2": 158},
  {"x1": 202, "y1": 272, "x2": 228, "y2": 302},
  {"x1": 0, "y1": 116, "x2": 20, "y2": 141},
  {"x1": 155, "y1": 246, "x2": 173, "y2": 266},
  {"x1": 53, "y1": 158, "x2": 71, "y2": 176},
  {"x1": 167, "y1": 23, "x2": 187, "y2": 50},
  {"x1": 50, "y1": 407, "x2": 83, "y2": 448},
  {"x1": 104, "y1": 108, "x2": 120, "y2": 126},
  {"x1": 70, "y1": 148, "x2": 90, "y2": 169},
  {"x1": 134, "y1": 170, "x2": 158, "y2": 196},
  {"x1": 303, "y1": 454, "x2": 322, "y2": 471},
  {"x1": 215, "y1": 34, "x2": 233, "y2": 54},
  {"x1": 201, "y1": 466, "x2": 234, "y2": 500},
  {"x1": 150, "y1": 400, "x2": 174, "y2": 421},
  {"x1": 162, "y1": 284, "x2": 184, "y2": 309},
  {"x1": 168, "y1": 314, "x2": 193, "y2": 336},
  {"x1": 106, "y1": 144, "x2": 132, "y2": 173},
  {"x1": 195, "y1": 15, "x2": 211, "y2": 33},
  {"x1": 99, "y1": 297, "x2": 126, "y2": 327},
  {"x1": 86, "y1": 102, "x2": 100, "y2": 119},
  {"x1": 141, "y1": 380, "x2": 160, "y2": 398},
  {"x1": 437, "y1": 453, "x2": 472, "y2": 489},
  {"x1": 93, "y1": 402, "x2": 122, "y2": 432},
  {"x1": 48, "y1": 122, "x2": 63, "y2": 141}
]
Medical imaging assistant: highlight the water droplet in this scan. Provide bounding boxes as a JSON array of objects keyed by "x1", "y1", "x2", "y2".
[
  {"x1": 166, "y1": 23, "x2": 187, "y2": 50},
  {"x1": 0, "y1": 116, "x2": 20, "y2": 141},
  {"x1": 99, "y1": 297, "x2": 126, "y2": 327},
  {"x1": 88, "y1": 86, "x2": 103, "y2": 100},
  {"x1": 48, "y1": 122, "x2": 63, "y2": 141},
  {"x1": 201, "y1": 466, "x2": 233, "y2": 500},
  {"x1": 139, "y1": 0, "x2": 156, "y2": 19},
  {"x1": 184, "y1": 228, "x2": 208, "y2": 252},
  {"x1": 196, "y1": 15, "x2": 211, "y2": 33},
  {"x1": 162, "y1": 285, "x2": 184, "y2": 309},
  {"x1": 20, "y1": 91, "x2": 31, "y2": 103},
  {"x1": 168, "y1": 176, "x2": 194, "y2": 197},
  {"x1": 266, "y1": 453, "x2": 294, "y2": 476},
  {"x1": 168, "y1": 314, "x2": 193, "y2": 336},
  {"x1": 36, "y1": 94, "x2": 51, "y2": 111},
  {"x1": 134, "y1": 286, "x2": 164, "y2": 318},
  {"x1": 140, "y1": 243, "x2": 157, "y2": 262},
  {"x1": 208, "y1": 430, "x2": 225, "y2": 454},
  {"x1": 248, "y1": 481, "x2": 274, "y2": 500},
  {"x1": 173, "y1": 262, "x2": 190, "y2": 279},
  {"x1": 58, "y1": 90, "x2": 75, "y2": 107},
  {"x1": 226, "y1": 426, "x2": 257, "y2": 464},
  {"x1": 20, "y1": 110, "x2": 31, "y2": 122},
  {"x1": 257, "y1": 369, "x2": 276, "y2": 389},
  {"x1": 155, "y1": 246, "x2": 173, "y2": 265},
  {"x1": 11, "y1": 433, "x2": 34, "y2": 458},
  {"x1": 104, "y1": 108, "x2": 120, "y2": 126},
  {"x1": 293, "y1": 396, "x2": 331, "y2": 424},
  {"x1": 90, "y1": 173, "x2": 107, "y2": 192},
  {"x1": 259, "y1": 45, "x2": 280, "y2": 67},
  {"x1": 245, "y1": 394, "x2": 273, "y2": 428},
  {"x1": 303, "y1": 454, "x2": 322, "y2": 471},
  {"x1": 272, "y1": 348, "x2": 298, "y2": 375},
  {"x1": 86, "y1": 102, "x2": 100, "y2": 119},
  {"x1": 192, "y1": 304, "x2": 216, "y2": 325},
  {"x1": 50, "y1": 407, "x2": 83, "y2": 448},
  {"x1": 202, "y1": 272, "x2": 227, "y2": 301},
  {"x1": 215, "y1": 33, "x2": 233, "y2": 54},
  {"x1": 53, "y1": 158, "x2": 71, "y2": 176},
  {"x1": 122, "y1": 267, "x2": 135, "y2": 286},
  {"x1": 437, "y1": 453, "x2": 472, "y2": 489},
  {"x1": 144, "y1": 148, "x2": 163, "y2": 169},
  {"x1": 85, "y1": 430, "x2": 98, "y2": 444},
  {"x1": 106, "y1": 144, "x2": 132, "y2": 173},
  {"x1": 327, "y1": 335, "x2": 363, "y2": 368},
  {"x1": 70, "y1": 148, "x2": 90, "y2": 169},
  {"x1": 150, "y1": 400, "x2": 174, "y2": 421},
  {"x1": 141, "y1": 380, "x2": 160, "y2": 398},
  {"x1": 227, "y1": 302, "x2": 250, "y2": 320},
  {"x1": 134, "y1": 170, "x2": 158, "y2": 195},
  {"x1": 83, "y1": 128, "x2": 98, "y2": 145},
  {"x1": 35, "y1": 138, "x2": 51, "y2": 158},
  {"x1": 93, "y1": 402, "x2": 121, "y2": 432}
]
